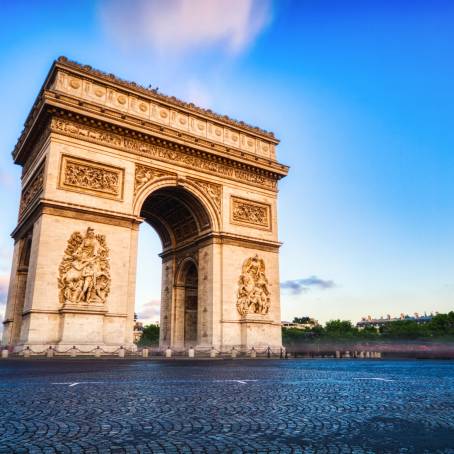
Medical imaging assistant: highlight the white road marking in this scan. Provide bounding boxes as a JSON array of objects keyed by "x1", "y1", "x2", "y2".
[
  {"x1": 52, "y1": 382, "x2": 104, "y2": 387},
  {"x1": 353, "y1": 377, "x2": 394, "y2": 382},
  {"x1": 214, "y1": 379, "x2": 258, "y2": 385}
]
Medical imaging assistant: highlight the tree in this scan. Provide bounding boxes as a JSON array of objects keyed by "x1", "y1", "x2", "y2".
[
  {"x1": 138, "y1": 324, "x2": 160, "y2": 346},
  {"x1": 324, "y1": 320, "x2": 356, "y2": 336},
  {"x1": 293, "y1": 316, "x2": 311, "y2": 324}
]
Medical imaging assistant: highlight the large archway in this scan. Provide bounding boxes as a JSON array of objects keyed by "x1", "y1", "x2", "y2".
[{"x1": 138, "y1": 185, "x2": 214, "y2": 349}]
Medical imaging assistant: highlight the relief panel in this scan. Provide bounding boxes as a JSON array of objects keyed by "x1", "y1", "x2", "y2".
[
  {"x1": 19, "y1": 160, "x2": 45, "y2": 218},
  {"x1": 58, "y1": 154, "x2": 124, "y2": 200},
  {"x1": 236, "y1": 255, "x2": 271, "y2": 317},
  {"x1": 230, "y1": 196, "x2": 272, "y2": 230}
]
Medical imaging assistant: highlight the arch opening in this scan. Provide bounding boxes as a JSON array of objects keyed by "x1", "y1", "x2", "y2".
[
  {"x1": 137, "y1": 185, "x2": 213, "y2": 348},
  {"x1": 139, "y1": 186, "x2": 212, "y2": 251}
]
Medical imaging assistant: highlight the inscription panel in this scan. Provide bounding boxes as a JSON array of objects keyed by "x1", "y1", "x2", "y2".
[
  {"x1": 231, "y1": 196, "x2": 271, "y2": 230},
  {"x1": 59, "y1": 154, "x2": 124, "y2": 200}
]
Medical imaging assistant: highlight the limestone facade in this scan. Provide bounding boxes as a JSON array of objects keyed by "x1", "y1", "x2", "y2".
[{"x1": 2, "y1": 57, "x2": 288, "y2": 352}]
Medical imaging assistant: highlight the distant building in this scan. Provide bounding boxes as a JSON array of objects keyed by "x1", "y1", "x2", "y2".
[
  {"x1": 356, "y1": 312, "x2": 435, "y2": 330},
  {"x1": 282, "y1": 318, "x2": 319, "y2": 330}
]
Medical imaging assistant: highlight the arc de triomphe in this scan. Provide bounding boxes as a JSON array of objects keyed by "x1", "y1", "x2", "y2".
[{"x1": 2, "y1": 57, "x2": 288, "y2": 352}]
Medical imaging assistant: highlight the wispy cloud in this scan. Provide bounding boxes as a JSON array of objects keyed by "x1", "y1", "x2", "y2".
[
  {"x1": 281, "y1": 276, "x2": 336, "y2": 295},
  {"x1": 137, "y1": 299, "x2": 160, "y2": 324},
  {"x1": 99, "y1": 0, "x2": 272, "y2": 56}
]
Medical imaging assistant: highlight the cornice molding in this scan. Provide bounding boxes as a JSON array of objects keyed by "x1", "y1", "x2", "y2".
[{"x1": 55, "y1": 57, "x2": 277, "y2": 140}]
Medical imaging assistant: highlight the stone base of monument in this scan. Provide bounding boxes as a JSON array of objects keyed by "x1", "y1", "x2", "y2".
[
  {"x1": 58, "y1": 305, "x2": 107, "y2": 347},
  {"x1": 239, "y1": 314, "x2": 282, "y2": 350}
]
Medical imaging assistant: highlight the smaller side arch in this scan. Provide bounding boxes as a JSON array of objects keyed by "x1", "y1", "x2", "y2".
[{"x1": 175, "y1": 257, "x2": 198, "y2": 287}]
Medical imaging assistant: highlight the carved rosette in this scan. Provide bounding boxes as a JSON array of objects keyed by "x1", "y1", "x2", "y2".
[
  {"x1": 236, "y1": 255, "x2": 271, "y2": 317},
  {"x1": 134, "y1": 164, "x2": 174, "y2": 195},
  {"x1": 231, "y1": 196, "x2": 271, "y2": 230},
  {"x1": 58, "y1": 227, "x2": 111, "y2": 307}
]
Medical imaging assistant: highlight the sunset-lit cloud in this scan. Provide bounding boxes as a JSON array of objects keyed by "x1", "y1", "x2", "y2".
[{"x1": 99, "y1": 0, "x2": 272, "y2": 56}]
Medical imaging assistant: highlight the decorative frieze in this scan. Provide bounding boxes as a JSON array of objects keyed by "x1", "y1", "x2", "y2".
[
  {"x1": 188, "y1": 178, "x2": 222, "y2": 215},
  {"x1": 19, "y1": 160, "x2": 45, "y2": 218},
  {"x1": 58, "y1": 227, "x2": 111, "y2": 306},
  {"x1": 134, "y1": 164, "x2": 175, "y2": 195},
  {"x1": 53, "y1": 62, "x2": 276, "y2": 160},
  {"x1": 236, "y1": 255, "x2": 271, "y2": 317},
  {"x1": 231, "y1": 196, "x2": 271, "y2": 230},
  {"x1": 59, "y1": 154, "x2": 124, "y2": 200},
  {"x1": 51, "y1": 117, "x2": 277, "y2": 191}
]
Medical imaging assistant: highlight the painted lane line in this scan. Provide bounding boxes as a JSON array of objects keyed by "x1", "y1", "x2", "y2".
[
  {"x1": 52, "y1": 382, "x2": 104, "y2": 387},
  {"x1": 353, "y1": 378, "x2": 394, "y2": 382},
  {"x1": 214, "y1": 379, "x2": 258, "y2": 385}
]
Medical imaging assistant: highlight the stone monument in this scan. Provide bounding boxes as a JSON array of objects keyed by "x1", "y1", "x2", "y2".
[{"x1": 2, "y1": 57, "x2": 288, "y2": 352}]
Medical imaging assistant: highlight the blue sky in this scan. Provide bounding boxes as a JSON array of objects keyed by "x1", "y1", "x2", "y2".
[{"x1": 0, "y1": 0, "x2": 453, "y2": 325}]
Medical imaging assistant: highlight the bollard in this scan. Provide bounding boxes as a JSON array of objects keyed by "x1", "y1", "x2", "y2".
[
  {"x1": 165, "y1": 347, "x2": 172, "y2": 358},
  {"x1": 365, "y1": 351, "x2": 370, "y2": 358},
  {"x1": 359, "y1": 351, "x2": 365, "y2": 358},
  {"x1": 335, "y1": 350, "x2": 341, "y2": 358},
  {"x1": 95, "y1": 346, "x2": 101, "y2": 358},
  {"x1": 118, "y1": 346, "x2": 125, "y2": 358},
  {"x1": 344, "y1": 350, "x2": 351, "y2": 358},
  {"x1": 1, "y1": 349, "x2": 8, "y2": 359},
  {"x1": 46, "y1": 346, "x2": 54, "y2": 358},
  {"x1": 188, "y1": 347, "x2": 195, "y2": 358},
  {"x1": 70, "y1": 346, "x2": 77, "y2": 358},
  {"x1": 376, "y1": 351, "x2": 382, "y2": 358},
  {"x1": 250, "y1": 348, "x2": 256, "y2": 358},
  {"x1": 210, "y1": 347, "x2": 217, "y2": 358},
  {"x1": 23, "y1": 346, "x2": 31, "y2": 358},
  {"x1": 231, "y1": 348, "x2": 237, "y2": 359},
  {"x1": 142, "y1": 348, "x2": 149, "y2": 358}
]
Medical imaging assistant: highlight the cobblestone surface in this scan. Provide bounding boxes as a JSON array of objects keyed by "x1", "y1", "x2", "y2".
[{"x1": 0, "y1": 359, "x2": 453, "y2": 453}]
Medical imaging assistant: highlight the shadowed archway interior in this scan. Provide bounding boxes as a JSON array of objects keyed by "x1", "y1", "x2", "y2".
[
  {"x1": 140, "y1": 187, "x2": 212, "y2": 251},
  {"x1": 138, "y1": 186, "x2": 213, "y2": 347}
]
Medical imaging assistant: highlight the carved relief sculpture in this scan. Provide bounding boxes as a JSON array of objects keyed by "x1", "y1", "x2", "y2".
[
  {"x1": 134, "y1": 164, "x2": 173, "y2": 195},
  {"x1": 231, "y1": 196, "x2": 271, "y2": 230},
  {"x1": 59, "y1": 154, "x2": 124, "y2": 200},
  {"x1": 189, "y1": 178, "x2": 222, "y2": 214},
  {"x1": 58, "y1": 227, "x2": 111, "y2": 306},
  {"x1": 51, "y1": 117, "x2": 277, "y2": 191},
  {"x1": 236, "y1": 255, "x2": 271, "y2": 317},
  {"x1": 19, "y1": 161, "x2": 45, "y2": 218}
]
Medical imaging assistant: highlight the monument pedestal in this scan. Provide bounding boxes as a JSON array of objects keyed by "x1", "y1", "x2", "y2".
[
  {"x1": 58, "y1": 304, "x2": 107, "y2": 347},
  {"x1": 240, "y1": 314, "x2": 281, "y2": 349}
]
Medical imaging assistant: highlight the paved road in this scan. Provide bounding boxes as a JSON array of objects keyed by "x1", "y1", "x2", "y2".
[{"x1": 0, "y1": 359, "x2": 453, "y2": 453}]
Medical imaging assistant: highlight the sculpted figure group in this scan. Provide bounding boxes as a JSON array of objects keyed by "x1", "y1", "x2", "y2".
[
  {"x1": 236, "y1": 254, "x2": 271, "y2": 316},
  {"x1": 58, "y1": 227, "x2": 111, "y2": 306}
]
